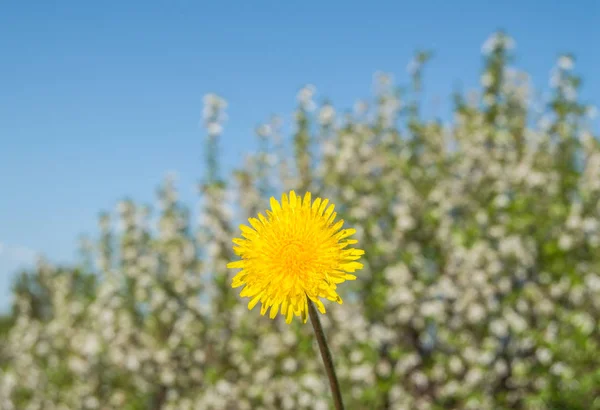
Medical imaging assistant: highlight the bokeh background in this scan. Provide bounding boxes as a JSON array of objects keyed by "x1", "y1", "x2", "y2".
[{"x1": 1, "y1": 1, "x2": 599, "y2": 409}]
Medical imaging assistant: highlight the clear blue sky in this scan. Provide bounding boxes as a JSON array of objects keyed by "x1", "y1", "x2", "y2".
[{"x1": 1, "y1": 0, "x2": 598, "y2": 311}]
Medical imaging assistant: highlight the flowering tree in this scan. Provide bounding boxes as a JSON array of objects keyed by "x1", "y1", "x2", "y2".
[{"x1": 1, "y1": 32, "x2": 599, "y2": 410}]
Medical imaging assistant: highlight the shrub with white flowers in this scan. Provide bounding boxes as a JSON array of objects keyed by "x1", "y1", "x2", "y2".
[{"x1": 1, "y1": 32, "x2": 599, "y2": 410}]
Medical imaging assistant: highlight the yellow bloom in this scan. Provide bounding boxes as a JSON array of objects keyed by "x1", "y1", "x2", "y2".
[{"x1": 227, "y1": 191, "x2": 364, "y2": 324}]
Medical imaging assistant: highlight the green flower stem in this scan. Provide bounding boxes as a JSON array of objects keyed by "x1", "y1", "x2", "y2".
[{"x1": 308, "y1": 299, "x2": 345, "y2": 410}]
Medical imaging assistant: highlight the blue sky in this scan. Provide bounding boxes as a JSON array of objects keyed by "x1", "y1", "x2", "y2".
[{"x1": 1, "y1": 0, "x2": 598, "y2": 312}]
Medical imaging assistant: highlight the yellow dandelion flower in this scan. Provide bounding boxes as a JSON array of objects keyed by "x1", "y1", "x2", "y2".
[{"x1": 227, "y1": 190, "x2": 364, "y2": 324}]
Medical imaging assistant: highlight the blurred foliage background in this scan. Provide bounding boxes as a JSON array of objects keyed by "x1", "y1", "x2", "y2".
[{"x1": 1, "y1": 32, "x2": 599, "y2": 410}]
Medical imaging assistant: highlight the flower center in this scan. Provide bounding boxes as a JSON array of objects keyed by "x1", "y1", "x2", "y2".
[{"x1": 278, "y1": 241, "x2": 311, "y2": 275}]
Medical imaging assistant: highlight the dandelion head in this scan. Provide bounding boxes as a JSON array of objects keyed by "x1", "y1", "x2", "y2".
[{"x1": 227, "y1": 191, "x2": 364, "y2": 323}]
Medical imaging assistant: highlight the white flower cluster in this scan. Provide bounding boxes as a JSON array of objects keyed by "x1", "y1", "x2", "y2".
[{"x1": 202, "y1": 93, "x2": 228, "y2": 137}]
